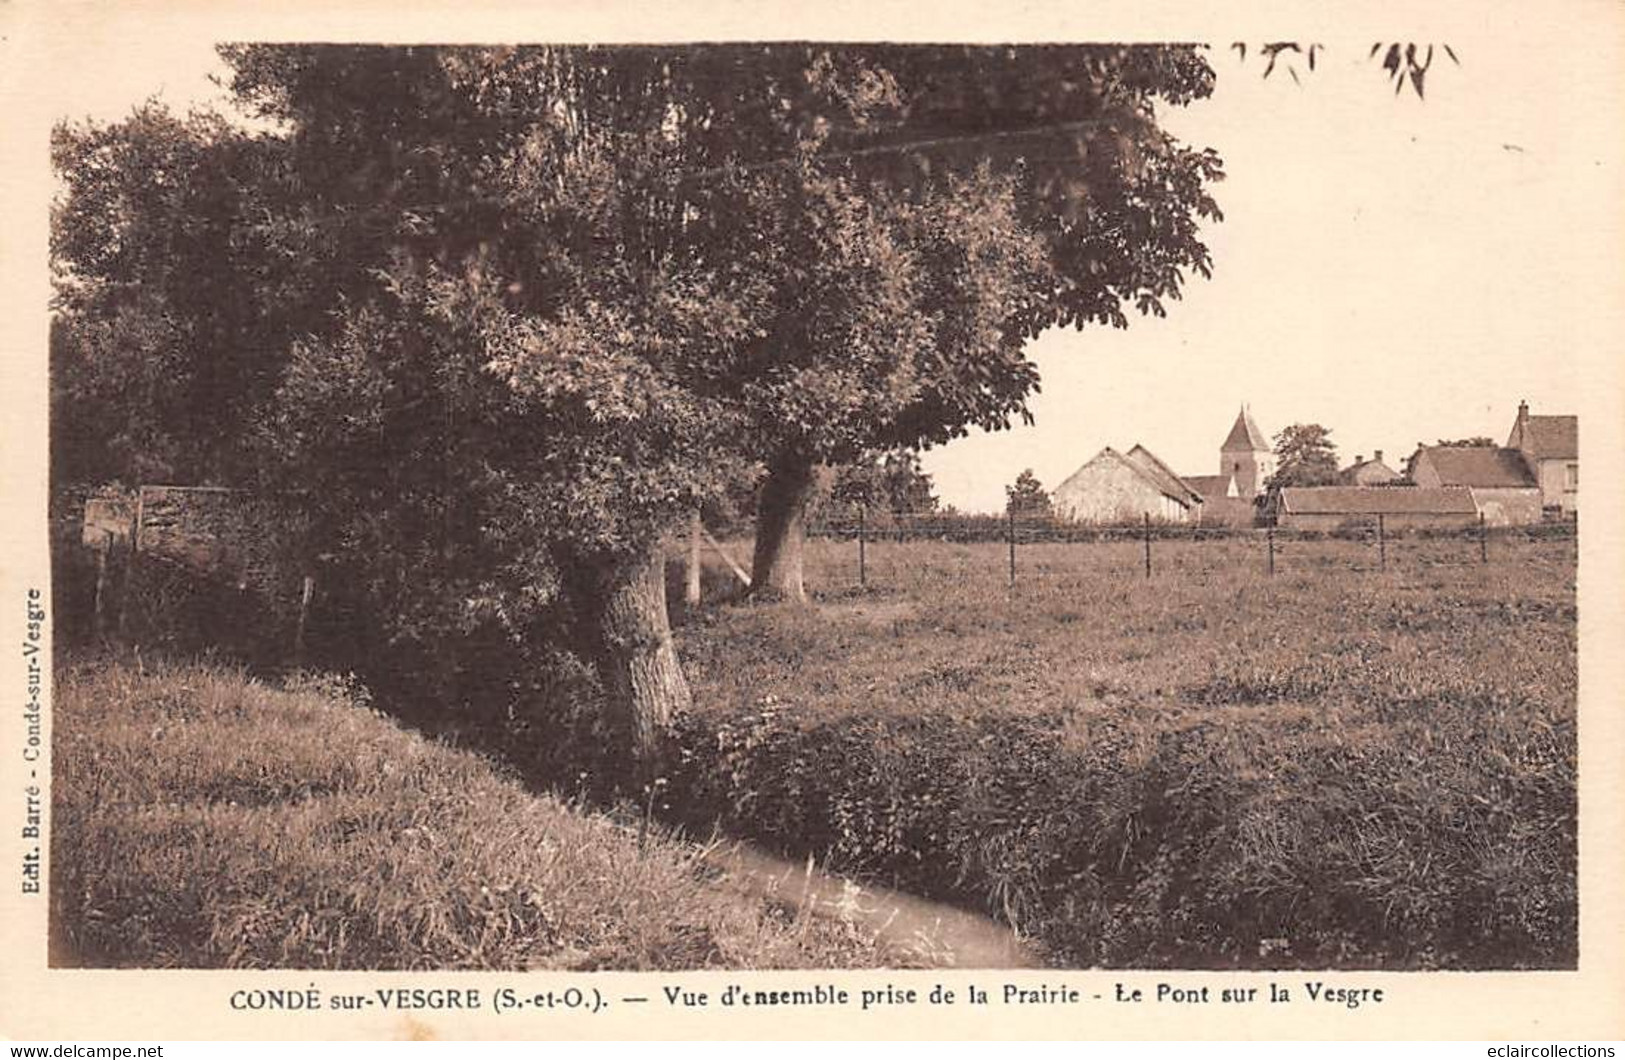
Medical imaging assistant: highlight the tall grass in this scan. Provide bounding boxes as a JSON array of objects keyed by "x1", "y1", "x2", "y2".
[
  {"x1": 54, "y1": 529, "x2": 1577, "y2": 970},
  {"x1": 665, "y1": 534, "x2": 1577, "y2": 968},
  {"x1": 51, "y1": 659, "x2": 896, "y2": 970}
]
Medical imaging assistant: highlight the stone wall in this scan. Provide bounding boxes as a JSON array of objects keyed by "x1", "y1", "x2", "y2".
[
  {"x1": 1470, "y1": 487, "x2": 1543, "y2": 527},
  {"x1": 1278, "y1": 510, "x2": 1479, "y2": 532}
]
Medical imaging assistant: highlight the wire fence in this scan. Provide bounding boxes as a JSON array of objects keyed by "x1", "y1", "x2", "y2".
[{"x1": 790, "y1": 509, "x2": 1578, "y2": 588}]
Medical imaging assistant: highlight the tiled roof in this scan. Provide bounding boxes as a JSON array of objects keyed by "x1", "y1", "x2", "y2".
[
  {"x1": 1221, "y1": 406, "x2": 1269, "y2": 451},
  {"x1": 1523, "y1": 415, "x2": 1578, "y2": 460},
  {"x1": 1279, "y1": 486, "x2": 1478, "y2": 515},
  {"x1": 1054, "y1": 446, "x2": 1119, "y2": 493},
  {"x1": 1338, "y1": 459, "x2": 1402, "y2": 485},
  {"x1": 1057, "y1": 446, "x2": 1197, "y2": 509},
  {"x1": 1125, "y1": 445, "x2": 1202, "y2": 504},
  {"x1": 1182, "y1": 474, "x2": 1234, "y2": 499},
  {"x1": 1421, "y1": 446, "x2": 1536, "y2": 488}
]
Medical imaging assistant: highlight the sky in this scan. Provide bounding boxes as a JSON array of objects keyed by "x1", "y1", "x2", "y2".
[
  {"x1": 922, "y1": 41, "x2": 1618, "y2": 512},
  {"x1": 11, "y1": 11, "x2": 1622, "y2": 514}
]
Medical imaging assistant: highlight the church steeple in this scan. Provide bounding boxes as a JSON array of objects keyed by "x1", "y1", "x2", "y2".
[
  {"x1": 1221, "y1": 405, "x2": 1269, "y2": 453},
  {"x1": 1219, "y1": 405, "x2": 1273, "y2": 500}
]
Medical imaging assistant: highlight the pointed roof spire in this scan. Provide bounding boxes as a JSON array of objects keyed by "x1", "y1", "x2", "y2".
[{"x1": 1221, "y1": 405, "x2": 1270, "y2": 451}]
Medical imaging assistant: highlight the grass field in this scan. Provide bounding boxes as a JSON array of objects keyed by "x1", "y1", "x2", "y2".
[
  {"x1": 669, "y1": 531, "x2": 1578, "y2": 968},
  {"x1": 52, "y1": 529, "x2": 1577, "y2": 970},
  {"x1": 50, "y1": 660, "x2": 901, "y2": 970},
  {"x1": 684, "y1": 532, "x2": 1576, "y2": 727}
]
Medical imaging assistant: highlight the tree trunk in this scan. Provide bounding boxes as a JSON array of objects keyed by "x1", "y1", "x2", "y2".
[
  {"x1": 580, "y1": 541, "x2": 692, "y2": 771},
  {"x1": 750, "y1": 457, "x2": 817, "y2": 603}
]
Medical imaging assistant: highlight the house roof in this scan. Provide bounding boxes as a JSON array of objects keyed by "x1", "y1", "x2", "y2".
[
  {"x1": 1221, "y1": 406, "x2": 1269, "y2": 452},
  {"x1": 1338, "y1": 458, "x2": 1402, "y2": 485},
  {"x1": 1125, "y1": 445, "x2": 1203, "y2": 504},
  {"x1": 1521, "y1": 415, "x2": 1578, "y2": 460},
  {"x1": 1053, "y1": 446, "x2": 1118, "y2": 494},
  {"x1": 1182, "y1": 474, "x2": 1234, "y2": 499},
  {"x1": 1420, "y1": 446, "x2": 1536, "y2": 488},
  {"x1": 1057, "y1": 446, "x2": 1197, "y2": 509},
  {"x1": 1280, "y1": 486, "x2": 1478, "y2": 515}
]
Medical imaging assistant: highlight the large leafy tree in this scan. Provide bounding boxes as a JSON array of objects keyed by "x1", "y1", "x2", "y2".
[
  {"x1": 226, "y1": 44, "x2": 1226, "y2": 608},
  {"x1": 51, "y1": 43, "x2": 1225, "y2": 766},
  {"x1": 1267, "y1": 423, "x2": 1341, "y2": 489},
  {"x1": 720, "y1": 46, "x2": 1226, "y2": 599},
  {"x1": 50, "y1": 106, "x2": 300, "y2": 484},
  {"x1": 226, "y1": 46, "x2": 778, "y2": 766}
]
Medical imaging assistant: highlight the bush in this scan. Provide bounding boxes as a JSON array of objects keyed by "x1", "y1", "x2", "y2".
[{"x1": 660, "y1": 690, "x2": 1574, "y2": 969}]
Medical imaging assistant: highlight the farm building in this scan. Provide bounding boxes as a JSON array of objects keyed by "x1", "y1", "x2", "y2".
[
  {"x1": 1052, "y1": 445, "x2": 1202, "y2": 524},
  {"x1": 1054, "y1": 409, "x2": 1271, "y2": 527},
  {"x1": 1408, "y1": 444, "x2": 1543, "y2": 526},
  {"x1": 1180, "y1": 472, "x2": 1256, "y2": 527},
  {"x1": 1182, "y1": 473, "x2": 1235, "y2": 501},
  {"x1": 1506, "y1": 401, "x2": 1578, "y2": 515},
  {"x1": 1273, "y1": 486, "x2": 1479, "y2": 531},
  {"x1": 1339, "y1": 450, "x2": 1402, "y2": 486}
]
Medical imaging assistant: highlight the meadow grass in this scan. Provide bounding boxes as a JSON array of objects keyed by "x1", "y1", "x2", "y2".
[
  {"x1": 668, "y1": 532, "x2": 1577, "y2": 968},
  {"x1": 50, "y1": 658, "x2": 898, "y2": 970},
  {"x1": 54, "y1": 529, "x2": 1577, "y2": 970}
]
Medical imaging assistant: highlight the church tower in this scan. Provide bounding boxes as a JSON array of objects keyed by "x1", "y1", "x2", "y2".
[{"x1": 1220, "y1": 405, "x2": 1273, "y2": 500}]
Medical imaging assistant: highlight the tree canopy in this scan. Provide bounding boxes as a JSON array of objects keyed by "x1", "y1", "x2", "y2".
[
  {"x1": 51, "y1": 42, "x2": 1232, "y2": 764},
  {"x1": 1006, "y1": 469, "x2": 1054, "y2": 520},
  {"x1": 50, "y1": 106, "x2": 296, "y2": 484},
  {"x1": 1230, "y1": 41, "x2": 1460, "y2": 98},
  {"x1": 1266, "y1": 423, "x2": 1341, "y2": 489}
]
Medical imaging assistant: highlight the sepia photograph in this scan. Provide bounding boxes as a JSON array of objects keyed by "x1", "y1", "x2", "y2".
[{"x1": 4, "y1": 0, "x2": 1623, "y2": 1043}]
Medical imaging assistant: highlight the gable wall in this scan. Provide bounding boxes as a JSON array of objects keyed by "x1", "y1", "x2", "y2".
[
  {"x1": 1535, "y1": 458, "x2": 1577, "y2": 513},
  {"x1": 1410, "y1": 451, "x2": 1444, "y2": 489},
  {"x1": 1054, "y1": 459, "x2": 1192, "y2": 524}
]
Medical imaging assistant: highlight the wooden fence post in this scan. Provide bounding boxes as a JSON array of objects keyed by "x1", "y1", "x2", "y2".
[
  {"x1": 1378, "y1": 514, "x2": 1387, "y2": 572},
  {"x1": 1007, "y1": 507, "x2": 1017, "y2": 586},
  {"x1": 116, "y1": 485, "x2": 149, "y2": 638},
  {"x1": 1143, "y1": 513, "x2": 1152, "y2": 579},
  {"x1": 1267, "y1": 522, "x2": 1276, "y2": 577},
  {"x1": 1479, "y1": 511, "x2": 1489, "y2": 564},
  {"x1": 686, "y1": 509, "x2": 702, "y2": 606},
  {"x1": 858, "y1": 506, "x2": 867, "y2": 588},
  {"x1": 294, "y1": 574, "x2": 315, "y2": 666},
  {"x1": 93, "y1": 534, "x2": 109, "y2": 638}
]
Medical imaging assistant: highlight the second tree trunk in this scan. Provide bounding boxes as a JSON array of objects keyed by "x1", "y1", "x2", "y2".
[{"x1": 750, "y1": 458, "x2": 817, "y2": 603}]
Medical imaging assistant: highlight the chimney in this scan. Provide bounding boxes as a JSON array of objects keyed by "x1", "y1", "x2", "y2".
[
  {"x1": 1354, "y1": 454, "x2": 1364, "y2": 465},
  {"x1": 1518, "y1": 400, "x2": 1530, "y2": 427},
  {"x1": 1374, "y1": 449, "x2": 1384, "y2": 464}
]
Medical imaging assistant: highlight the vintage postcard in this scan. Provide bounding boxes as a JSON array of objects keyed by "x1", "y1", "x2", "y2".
[{"x1": 2, "y1": 0, "x2": 1622, "y2": 1043}]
